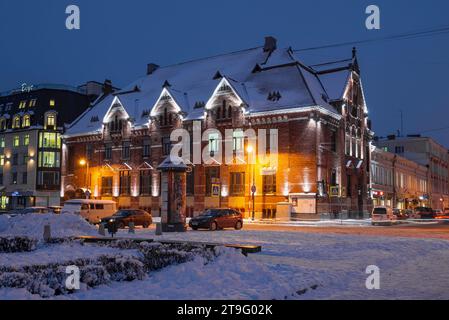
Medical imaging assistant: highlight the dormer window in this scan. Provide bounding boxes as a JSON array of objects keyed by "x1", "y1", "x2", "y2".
[
  {"x1": 109, "y1": 115, "x2": 123, "y2": 134},
  {"x1": 49, "y1": 99, "x2": 56, "y2": 107},
  {"x1": 12, "y1": 116, "x2": 21, "y2": 129},
  {"x1": 216, "y1": 100, "x2": 232, "y2": 120},
  {"x1": 45, "y1": 113, "x2": 57, "y2": 130},
  {"x1": 19, "y1": 101, "x2": 27, "y2": 109},
  {"x1": 0, "y1": 118, "x2": 6, "y2": 131},
  {"x1": 159, "y1": 107, "x2": 173, "y2": 127},
  {"x1": 22, "y1": 114, "x2": 31, "y2": 128}
]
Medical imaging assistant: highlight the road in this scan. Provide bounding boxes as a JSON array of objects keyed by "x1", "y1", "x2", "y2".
[{"x1": 242, "y1": 222, "x2": 449, "y2": 240}]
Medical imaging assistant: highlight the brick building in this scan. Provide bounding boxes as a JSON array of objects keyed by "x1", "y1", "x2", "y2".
[{"x1": 62, "y1": 38, "x2": 373, "y2": 219}]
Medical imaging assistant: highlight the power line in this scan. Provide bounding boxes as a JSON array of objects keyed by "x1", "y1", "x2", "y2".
[
  {"x1": 419, "y1": 125, "x2": 449, "y2": 134},
  {"x1": 293, "y1": 25, "x2": 449, "y2": 52}
]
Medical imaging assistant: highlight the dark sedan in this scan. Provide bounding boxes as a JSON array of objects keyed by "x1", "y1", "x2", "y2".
[
  {"x1": 413, "y1": 207, "x2": 435, "y2": 219},
  {"x1": 101, "y1": 209, "x2": 153, "y2": 229},
  {"x1": 189, "y1": 208, "x2": 243, "y2": 231}
]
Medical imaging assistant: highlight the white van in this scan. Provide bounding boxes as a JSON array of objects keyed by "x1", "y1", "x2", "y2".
[
  {"x1": 371, "y1": 206, "x2": 397, "y2": 226},
  {"x1": 62, "y1": 199, "x2": 117, "y2": 224}
]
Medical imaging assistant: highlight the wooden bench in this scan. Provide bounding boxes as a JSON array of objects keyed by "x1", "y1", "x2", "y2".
[{"x1": 76, "y1": 236, "x2": 261, "y2": 255}]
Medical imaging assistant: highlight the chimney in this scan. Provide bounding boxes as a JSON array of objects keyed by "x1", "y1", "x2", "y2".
[
  {"x1": 263, "y1": 36, "x2": 277, "y2": 53},
  {"x1": 147, "y1": 63, "x2": 160, "y2": 75},
  {"x1": 102, "y1": 79, "x2": 113, "y2": 95}
]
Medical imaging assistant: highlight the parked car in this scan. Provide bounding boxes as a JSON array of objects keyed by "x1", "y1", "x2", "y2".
[
  {"x1": 61, "y1": 199, "x2": 117, "y2": 224},
  {"x1": 189, "y1": 208, "x2": 243, "y2": 231},
  {"x1": 371, "y1": 206, "x2": 397, "y2": 226},
  {"x1": 100, "y1": 209, "x2": 152, "y2": 229},
  {"x1": 393, "y1": 209, "x2": 409, "y2": 220},
  {"x1": 413, "y1": 207, "x2": 435, "y2": 219}
]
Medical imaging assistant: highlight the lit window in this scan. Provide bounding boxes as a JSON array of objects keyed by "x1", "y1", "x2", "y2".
[
  {"x1": 29, "y1": 99, "x2": 37, "y2": 107},
  {"x1": 0, "y1": 119, "x2": 6, "y2": 130},
  {"x1": 19, "y1": 101, "x2": 27, "y2": 109},
  {"x1": 23, "y1": 134, "x2": 30, "y2": 146},
  {"x1": 39, "y1": 132, "x2": 60, "y2": 148},
  {"x1": 13, "y1": 116, "x2": 21, "y2": 129},
  {"x1": 208, "y1": 133, "x2": 220, "y2": 153},
  {"x1": 22, "y1": 115, "x2": 30, "y2": 127},
  {"x1": 0, "y1": 137, "x2": 4, "y2": 148},
  {"x1": 38, "y1": 151, "x2": 60, "y2": 168},
  {"x1": 0, "y1": 155, "x2": 4, "y2": 166},
  {"x1": 13, "y1": 136, "x2": 20, "y2": 147},
  {"x1": 45, "y1": 114, "x2": 56, "y2": 129},
  {"x1": 49, "y1": 99, "x2": 56, "y2": 107},
  {"x1": 233, "y1": 131, "x2": 244, "y2": 152}
]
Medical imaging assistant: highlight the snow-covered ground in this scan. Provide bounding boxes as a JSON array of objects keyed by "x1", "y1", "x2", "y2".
[{"x1": 1, "y1": 214, "x2": 449, "y2": 300}]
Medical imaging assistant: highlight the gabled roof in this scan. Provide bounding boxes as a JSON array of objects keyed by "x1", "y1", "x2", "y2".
[{"x1": 66, "y1": 44, "x2": 357, "y2": 137}]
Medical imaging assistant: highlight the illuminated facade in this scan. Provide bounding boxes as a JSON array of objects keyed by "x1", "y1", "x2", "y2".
[
  {"x1": 0, "y1": 83, "x2": 102, "y2": 210},
  {"x1": 375, "y1": 136, "x2": 449, "y2": 210},
  {"x1": 63, "y1": 38, "x2": 373, "y2": 219},
  {"x1": 371, "y1": 147, "x2": 429, "y2": 209}
]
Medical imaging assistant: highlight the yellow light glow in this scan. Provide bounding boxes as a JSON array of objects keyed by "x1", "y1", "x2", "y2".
[
  {"x1": 247, "y1": 145, "x2": 254, "y2": 153},
  {"x1": 79, "y1": 159, "x2": 87, "y2": 166}
]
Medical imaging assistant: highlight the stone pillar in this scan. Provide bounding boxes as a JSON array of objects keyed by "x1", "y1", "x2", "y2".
[{"x1": 158, "y1": 156, "x2": 187, "y2": 232}]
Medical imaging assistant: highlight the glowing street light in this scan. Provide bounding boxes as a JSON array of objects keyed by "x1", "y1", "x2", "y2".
[{"x1": 79, "y1": 158, "x2": 90, "y2": 198}]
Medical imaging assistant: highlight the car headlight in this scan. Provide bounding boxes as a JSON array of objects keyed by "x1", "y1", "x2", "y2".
[{"x1": 109, "y1": 219, "x2": 115, "y2": 222}]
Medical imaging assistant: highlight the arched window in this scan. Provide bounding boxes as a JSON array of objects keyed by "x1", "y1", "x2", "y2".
[
  {"x1": 345, "y1": 127, "x2": 351, "y2": 156},
  {"x1": 0, "y1": 118, "x2": 6, "y2": 131},
  {"x1": 22, "y1": 114, "x2": 31, "y2": 128},
  {"x1": 357, "y1": 128, "x2": 363, "y2": 159},
  {"x1": 12, "y1": 116, "x2": 21, "y2": 129},
  {"x1": 351, "y1": 126, "x2": 357, "y2": 157}
]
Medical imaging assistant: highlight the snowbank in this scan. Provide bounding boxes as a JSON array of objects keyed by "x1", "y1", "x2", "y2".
[
  {"x1": 70, "y1": 247, "x2": 304, "y2": 300},
  {"x1": 0, "y1": 213, "x2": 97, "y2": 239}
]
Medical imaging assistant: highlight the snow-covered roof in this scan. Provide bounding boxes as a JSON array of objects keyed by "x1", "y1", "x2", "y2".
[{"x1": 67, "y1": 45, "x2": 353, "y2": 137}]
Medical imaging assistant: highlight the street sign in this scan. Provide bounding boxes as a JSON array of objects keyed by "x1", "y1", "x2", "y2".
[
  {"x1": 211, "y1": 184, "x2": 220, "y2": 197},
  {"x1": 251, "y1": 185, "x2": 257, "y2": 194},
  {"x1": 330, "y1": 186, "x2": 339, "y2": 197}
]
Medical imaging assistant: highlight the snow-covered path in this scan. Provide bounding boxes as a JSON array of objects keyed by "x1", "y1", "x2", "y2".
[
  {"x1": 2, "y1": 226, "x2": 449, "y2": 300},
  {"x1": 71, "y1": 230, "x2": 449, "y2": 299}
]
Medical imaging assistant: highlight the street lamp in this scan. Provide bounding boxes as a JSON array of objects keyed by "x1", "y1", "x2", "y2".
[
  {"x1": 79, "y1": 159, "x2": 90, "y2": 199},
  {"x1": 247, "y1": 145, "x2": 256, "y2": 221}
]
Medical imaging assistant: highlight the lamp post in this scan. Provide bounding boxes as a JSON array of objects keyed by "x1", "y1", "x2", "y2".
[
  {"x1": 79, "y1": 159, "x2": 90, "y2": 199},
  {"x1": 247, "y1": 145, "x2": 256, "y2": 221}
]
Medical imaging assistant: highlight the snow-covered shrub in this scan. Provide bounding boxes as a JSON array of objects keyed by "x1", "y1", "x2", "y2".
[
  {"x1": 0, "y1": 236, "x2": 38, "y2": 252},
  {"x1": 98, "y1": 255, "x2": 146, "y2": 282},
  {"x1": 138, "y1": 242, "x2": 217, "y2": 271},
  {"x1": 80, "y1": 265, "x2": 110, "y2": 287},
  {"x1": 0, "y1": 272, "x2": 32, "y2": 289}
]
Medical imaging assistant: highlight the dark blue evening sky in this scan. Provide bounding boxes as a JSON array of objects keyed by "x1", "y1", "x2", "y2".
[{"x1": 1, "y1": 0, "x2": 448, "y2": 146}]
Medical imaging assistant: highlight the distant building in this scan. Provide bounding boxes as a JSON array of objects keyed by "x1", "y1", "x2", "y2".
[
  {"x1": 63, "y1": 37, "x2": 373, "y2": 219},
  {"x1": 375, "y1": 135, "x2": 449, "y2": 209},
  {"x1": 0, "y1": 82, "x2": 110, "y2": 210},
  {"x1": 371, "y1": 147, "x2": 429, "y2": 209}
]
